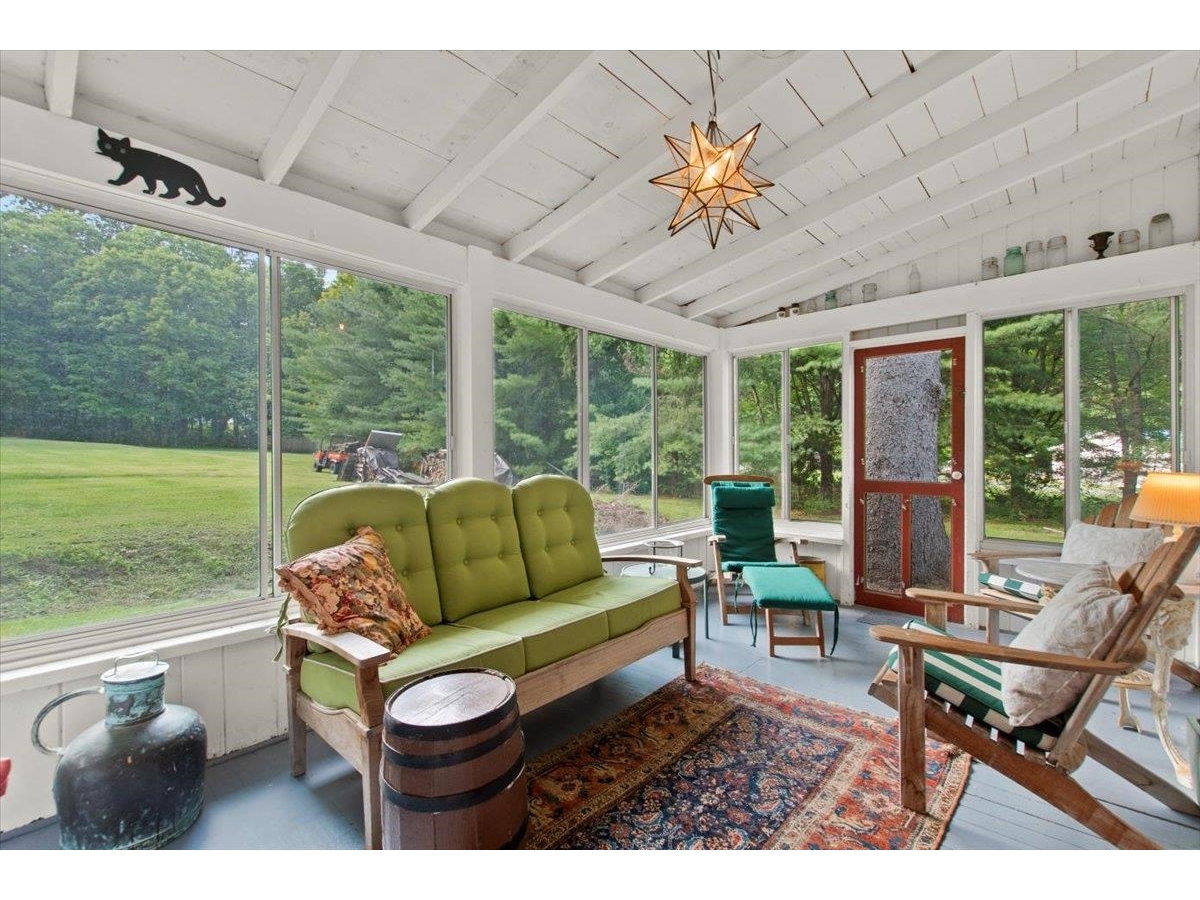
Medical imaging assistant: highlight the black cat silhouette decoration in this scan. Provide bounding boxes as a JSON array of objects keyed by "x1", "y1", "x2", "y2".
[{"x1": 96, "y1": 128, "x2": 226, "y2": 207}]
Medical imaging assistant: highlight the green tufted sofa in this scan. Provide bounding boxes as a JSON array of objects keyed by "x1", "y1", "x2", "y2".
[{"x1": 281, "y1": 474, "x2": 699, "y2": 849}]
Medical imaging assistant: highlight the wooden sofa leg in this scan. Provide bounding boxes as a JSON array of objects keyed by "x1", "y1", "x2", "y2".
[
  {"x1": 897, "y1": 646, "x2": 928, "y2": 813},
  {"x1": 363, "y1": 728, "x2": 383, "y2": 850},
  {"x1": 285, "y1": 634, "x2": 308, "y2": 777}
]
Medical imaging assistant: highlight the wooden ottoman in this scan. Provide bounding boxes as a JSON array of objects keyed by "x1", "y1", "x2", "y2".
[{"x1": 742, "y1": 565, "x2": 839, "y2": 657}]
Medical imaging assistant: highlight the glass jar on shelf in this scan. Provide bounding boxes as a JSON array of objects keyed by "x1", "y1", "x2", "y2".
[
  {"x1": 1046, "y1": 235, "x2": 1067, "y2": 267},
  {"x1": 1003, "y1": 246, "x2": 1024, "y2": 276},
  {"x1": 862, "y1": 282, "x2": 878, "y2": 303},
  {"x1": 981, "y1": 256, "x2": 999, "y2": 280},
  {"x1": 908, "y1": 264, "x2": 921, "y2": 294},
  {"x1": 1148, "y1": 213, "x2": 1173, "y2": 249},
  {"x1": 1118, "y1": 229, "x2": 1140, "y2": 254},
  {"x1": 1024, "y1": 240, "x2": 1044, "y2": 272}
]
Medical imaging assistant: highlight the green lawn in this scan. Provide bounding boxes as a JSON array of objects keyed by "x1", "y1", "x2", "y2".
[{"x1": 0, "y1": 438, "x2": 333, "y2": 639}]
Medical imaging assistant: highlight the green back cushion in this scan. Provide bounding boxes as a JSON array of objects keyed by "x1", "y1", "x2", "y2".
[
  {"x1": 284, "y1": 483, "x2": 442, "y2": 626},
  {"x1": 426, "y1": 478, "x2": 531, "y2": 620},
  {"x1": 512, "y1": 475, "x2": 604, "y2": 598},
  {"x1": 711, "y1": 481, "x2": 777, "y2": 563}
]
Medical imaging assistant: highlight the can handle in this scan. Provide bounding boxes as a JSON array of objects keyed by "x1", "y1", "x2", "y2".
[
  {"x1": 31, "y1": 688, "x2": 105, "y2": 756},
  {"x1": 110, "y1": 649, "x2": 160, "y2": 675}
]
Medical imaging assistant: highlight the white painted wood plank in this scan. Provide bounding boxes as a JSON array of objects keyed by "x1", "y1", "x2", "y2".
[
  {"x1": 208, "y1": 50, "x2": 316, "y2": 90},
  {"x1": 1148, "y1": 51, "x2": 1200, "y2": 98},
  {"x1": 1, "y1": 49, "x2": 47, "y2": 88},
  {"x1": 885, "y1": 103, "x2": 940, "y2": 154},
  {"x1": 547, "y1": 62, "x2": 669, "y2": 159},
  {"x1": 447, "y1": 50, "x2": 556, "y2": 93},
  {"x1": 778, "y1": 166, "x2": 834, "y2": 205},
  {"x1": 625, "y1": 50, "x2": 707, "y2": 106},
  {"x1": 1011, "y1": 50, "x2": 1076, "y2": 96},
  {"x1": 181, "y1": 648, "x2": 226, "y2": 758},
  {"x1": 787, "y1": 51, "x2": 870, "y2": 124},
  {"x1": 0, "y1": 70, "x2": 46, "y2": 109},
  {"x1": 1164, "y1": 156, "x2": 1199, "y2": 242},
  {"x1": 260, "y1": 51, "x2": 361, "y2": 185},
  {"x1": 905, "y1": 51, "x2": 939, "y2": 68},
  {"x1": 0, "y1": 685, "x2": 62, "y2": 830},
  {"x1": 544, "y1": 196, "x2": 665, "y2": 271},
  {"x1": 77, "y1": 50, "x2": 292, "y2": 162},
  {"x1": 953, "y1": 143, "x2": 1001, "y2": 182},
  {"x1": 292, "y1": 108, "x2": 438, "y2": 197},
  {"x1": 844, "y1": 51, "x2": 910, "y2": 96},
  {"x1": 943, "y1": 204, "x2": 975, "y2": 228},
  {"x1": 403, "y1": 51, "x2": 600, "y2": 230},
  {"x1": 972, "y1": 53, "x2": 1018, "y2": 114},
  {"x1": 59, "y1": 675, "x2": 105, "y2": 747},
  {"x1": 742, "y1": 77, "x2": 821, "y2": 146},
  {"x1": 44, "y1": 50, "x2": 78, "y2": 118},
  {"x1": 1078, "y1": 68, "x2": 1151, "y2": 131},
  {"x1": 823, "y1": 200, "x2": 875, "y2": 237},
  {"x1": 841, "y1": 125, "x2": 903, "y2": 175},
  {"x1": 222, "y1": 638, "x2": 280, "y2": 753},
  {"x1": 522, "y1": 116, "x2": 615, "y2": 179},
  {"x1": 601, "y1": 52, "x2": 691, "y2": 120},
  {"x1": 908, "y1": 217, "x2": 947, "y2": 242},
  {"x1": 879, "y1": 176, "x2": 928, "y2": 212},
  {"x1": 923, "y1": 74, "x2": 983, "y2": 137},
  {"x1": 1007, "y1": 178, "x2": 1037, "y2": 205},
  {"x1": 1061, "y1": 154, "x2": 1092, "y2": 182},
  {"x1": 956, "y1": 233, "x2": 986, "y2": 282},
  {"x1": 1025, "y1": 105, "x2": 1078, "y2": 153},
  {"x1": 1070, "y1": 193, "x2": 1104, "y2": 263},
  {"x1": 993, "y1": 129, "x2": 1028, "y2": 166},
  {"x1": 485, "y1": 141, "x2": 592, "y2": 210}
]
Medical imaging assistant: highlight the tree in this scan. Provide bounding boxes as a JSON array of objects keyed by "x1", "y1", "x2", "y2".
[{"x1": 789, "y1": 343, "x2": 842, "y2": 520}]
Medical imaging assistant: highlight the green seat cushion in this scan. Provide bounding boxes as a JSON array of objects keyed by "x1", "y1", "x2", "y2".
[
  {"x1": 512, "y1": 475, "x2": 604, "y2": 597},
  {"x1": 710, "y1": 481, "x2": 778, "y2": 564},
  {"x1": 298, "y1": 624, "x2": 524, "y2": 714},
  {"x1": 285, "y1": 482, "x2": 443, "y2": 626},
  {"x1": 885, "y1": 619, "x2": 1063, "y2": 751},
  {"x1": 542, "y1": 574, "x2": 681, "y2": 638},
  {"x1": 457, "y1": 600, "x2": 608, "y2": 671},
  {"x1": 742, "y1": 566, "x2": 836, "y2": 610},
  {"x1": 426, "y1": 478, "x2": 532, "y2": 621}
]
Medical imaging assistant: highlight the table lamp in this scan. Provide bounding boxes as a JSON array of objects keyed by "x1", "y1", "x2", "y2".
[{"x1": 1129, "y1": 471, "x2": 1200, "y2": 540}]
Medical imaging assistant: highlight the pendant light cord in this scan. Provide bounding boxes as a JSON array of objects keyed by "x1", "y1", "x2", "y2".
[{"x1": 707, "y1": 50, "x2": 720, "y2": 121}]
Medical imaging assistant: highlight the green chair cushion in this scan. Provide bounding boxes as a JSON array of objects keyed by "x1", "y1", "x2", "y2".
[
  {"x1": 710, "y1": 481, "x2": 778, "y2": 564},
  {"x1": 285, "y1": 482, "x2": 443, "y2": 626},
  {"x1": 742, "y1": 566, "x2": 836, "y2": 610},
  {"x1": 298, "y1": 623, "x2": 525, "y2": 714},
  {"x1": 885, "y1": 619, "x2": 1063, "y2": 751},
  {"x1": 542, "y1": 574, "x2": 680, "y2": 638},
  {"x1": 457, "y1": 600, "x2": 608, "y2": 671},
  {"x1": 513, "y1": 475, "x2": 604, "y2": 598},
  {"x1": 426, "y1": 478, "x2": 531, "y2": 621}
]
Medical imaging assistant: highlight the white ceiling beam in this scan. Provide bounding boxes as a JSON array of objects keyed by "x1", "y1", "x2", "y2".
[
  {"x1": 259, "y1": 50, "x2": 361, "y2": 186},
  {"x1": 579, "y1": 50, "x2": 998, "y2": 287},
  {"x1": 639, "y1": 50, "x2": 1171, "y2": 305},
  {"x1": 501, "y1": 50, "x2": 812, "y2": 264},
  {"x1": 402, "y1": 51, "x2": 602, "y2": 232},
  {"x1": 44, "y1": 51, "x2": 79, "y2": 118},
  {"x1": 683, "y1": 83, "x2": 1199, "y2": 320},
  {"x1": 721, "y1": 134, "x2": 1200, "y2": 327}
]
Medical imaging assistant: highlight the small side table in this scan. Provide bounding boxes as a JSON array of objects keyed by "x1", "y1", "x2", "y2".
[{"x1": 619, "y1": 539, "x2": 710, "y2": 644}]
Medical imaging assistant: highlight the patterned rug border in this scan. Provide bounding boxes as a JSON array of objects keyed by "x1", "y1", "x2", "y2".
[{"x1": 523, "y1": 663, "x2": 971, "y2": 850}]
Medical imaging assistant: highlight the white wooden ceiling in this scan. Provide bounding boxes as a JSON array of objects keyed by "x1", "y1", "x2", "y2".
[{"x1": 1, "y1": 49, "x2": 1197, "y2": 326}]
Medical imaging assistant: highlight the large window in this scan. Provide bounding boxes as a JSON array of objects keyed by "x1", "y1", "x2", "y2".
[
  {"x1": 493, "y1": 309, "x2": 578, "y2": 481},
  {"x1": 0, "y1": 194, "x2": 451, "y2": 642},
  {"x1": 1, "y1": 195, "x2": 261, "y2": 639},
  {"x1": 983, "y1": 297, "x2": 1180, "y2": 542},
  {"x1": 279, "y1": 259, "x2": 448, "y2": 523},
  {"x1": 736, "y1": 346, "x2": 843, "y2": 522},
  {"x1": 493, "y1": 310, "x2": 706, "y2": 536}
]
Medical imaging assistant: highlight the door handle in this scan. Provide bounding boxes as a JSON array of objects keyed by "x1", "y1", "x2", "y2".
[{"x1": 950, "y1": 470, "x2": 963, "y2": 481}]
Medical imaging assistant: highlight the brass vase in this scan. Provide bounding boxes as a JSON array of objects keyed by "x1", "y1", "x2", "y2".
[{"x1": 1088, "y1": 231, "x2": 1114, "y2": 259}]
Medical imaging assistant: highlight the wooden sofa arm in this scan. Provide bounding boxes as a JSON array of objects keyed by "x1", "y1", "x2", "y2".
[
  {"x1": 283, "y1": 622, "x2": 392, "y2": 667},
  {"x1": 905, "y1": 587, "x2": 1044, "y2": 617},
  {"x1": 602, "y1": 553, "x2": 702, "y2": 568},
  {"x1": 868, "y1": 624, "x2": 1134, "y2": 675}
]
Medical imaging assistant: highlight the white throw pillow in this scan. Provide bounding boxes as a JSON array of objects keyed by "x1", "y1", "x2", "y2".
[
  {"x1": 1059, "y1": 520, "x2": 1163, "y2": 572},
  {"x1": 1000, "y1": 564, "x2": 1133, "y2": 727}
]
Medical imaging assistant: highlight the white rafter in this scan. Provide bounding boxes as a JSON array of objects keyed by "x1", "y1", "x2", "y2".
[
  {"x1": 259, "y1": 50, "x2": 361, "y2": 186},
  {"x1": 501, "y1": 50, "x2": 812, "y2": 264},
  {"x1": 402, "y1": 51, "x2": 602, "y2": 232},
  {"x1": 578, "y1": 50, "x2": 998, "y2": 288},
  {"x1": 44, "y1": 51, "x2": 79, "y2": 118},
  {"x1": 638, "y1": 50, "x2": 1172, "y2": 306},
  {"x1": 681, "y1": 83, "x2": 1199, "y2": 321},
  {"x1": 721, "y1": 134, "x2": 1200, "y2": 327}
]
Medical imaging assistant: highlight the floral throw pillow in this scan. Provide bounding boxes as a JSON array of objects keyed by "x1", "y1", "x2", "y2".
[{"x1": 276, "y1": 525, "x2": 431, "y2": 655}]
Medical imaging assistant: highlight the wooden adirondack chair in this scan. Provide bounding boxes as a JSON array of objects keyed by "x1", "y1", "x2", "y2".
[{"x1": 868, "y1": 527, "x2": 1200, "y2": 849}]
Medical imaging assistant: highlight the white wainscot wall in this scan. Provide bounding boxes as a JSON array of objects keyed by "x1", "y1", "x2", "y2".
[{"x1": 0, "y1": 631, "x2": 287, "y2": 834}]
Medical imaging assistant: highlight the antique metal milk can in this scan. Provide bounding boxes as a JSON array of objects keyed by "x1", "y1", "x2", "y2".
[{"x1": 31, "y1": 651, "x2": 206, "y2": 849}]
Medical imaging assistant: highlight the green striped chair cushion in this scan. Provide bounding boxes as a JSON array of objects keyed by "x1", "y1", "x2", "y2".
[
  {"x1": 978, "y1": 572, "x2": 1043, "y2": 601},
  {"x1": 885, "y1": 619, "x2": 1063, "y2": 751}
]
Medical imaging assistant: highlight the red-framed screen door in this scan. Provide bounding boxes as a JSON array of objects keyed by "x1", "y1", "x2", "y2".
[{"x1": 853, "y1": 337, "x2": 965, "y2": 620}]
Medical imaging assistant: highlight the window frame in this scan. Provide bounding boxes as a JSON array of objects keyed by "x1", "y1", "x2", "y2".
[{"x1": 0, "y1": 188, "x2": 454, "y2": 662}]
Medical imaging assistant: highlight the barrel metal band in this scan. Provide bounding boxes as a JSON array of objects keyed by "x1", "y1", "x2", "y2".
[
  {"x1": 383, "y1": 757, "x2": 526, "y2": 813},
  {"x1": 383, "y1": 715, "x2": 521, "y2": 770},
  {"x1": 385, "y1": 695, "x2": 517, "y2": 741}
]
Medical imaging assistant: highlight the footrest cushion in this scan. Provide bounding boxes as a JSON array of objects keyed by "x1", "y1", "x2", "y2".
[{"x1": 742, "y1": 566, "x2": 835, "y2": 610}]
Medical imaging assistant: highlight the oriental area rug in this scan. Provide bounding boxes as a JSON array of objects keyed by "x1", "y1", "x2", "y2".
[{"x1": 520, "y1": 664, "x2": 970, "y2": 850}]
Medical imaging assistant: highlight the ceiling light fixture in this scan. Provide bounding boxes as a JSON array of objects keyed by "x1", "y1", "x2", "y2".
[{"x1": 649, "y1": 50, "x2": 773, "y2": 250}]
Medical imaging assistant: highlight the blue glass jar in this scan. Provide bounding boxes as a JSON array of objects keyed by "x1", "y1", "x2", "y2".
[{"x1": 1003, "y1": 246, "x2": 1025, "y2": 276}]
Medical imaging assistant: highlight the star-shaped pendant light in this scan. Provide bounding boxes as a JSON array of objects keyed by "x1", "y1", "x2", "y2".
[{"x1": 649, "y1": 52, "x2": 773, "y2": 249}]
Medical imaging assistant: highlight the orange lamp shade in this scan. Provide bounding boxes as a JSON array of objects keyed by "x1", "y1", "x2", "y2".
[{"x1": 1129, "y1": 472, "x2": 1200, "y2": 526}]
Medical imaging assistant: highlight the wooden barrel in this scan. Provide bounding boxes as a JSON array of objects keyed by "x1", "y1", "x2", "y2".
[{"x1": 381, "y1": 668, "x2": 528, "y2": 849}]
